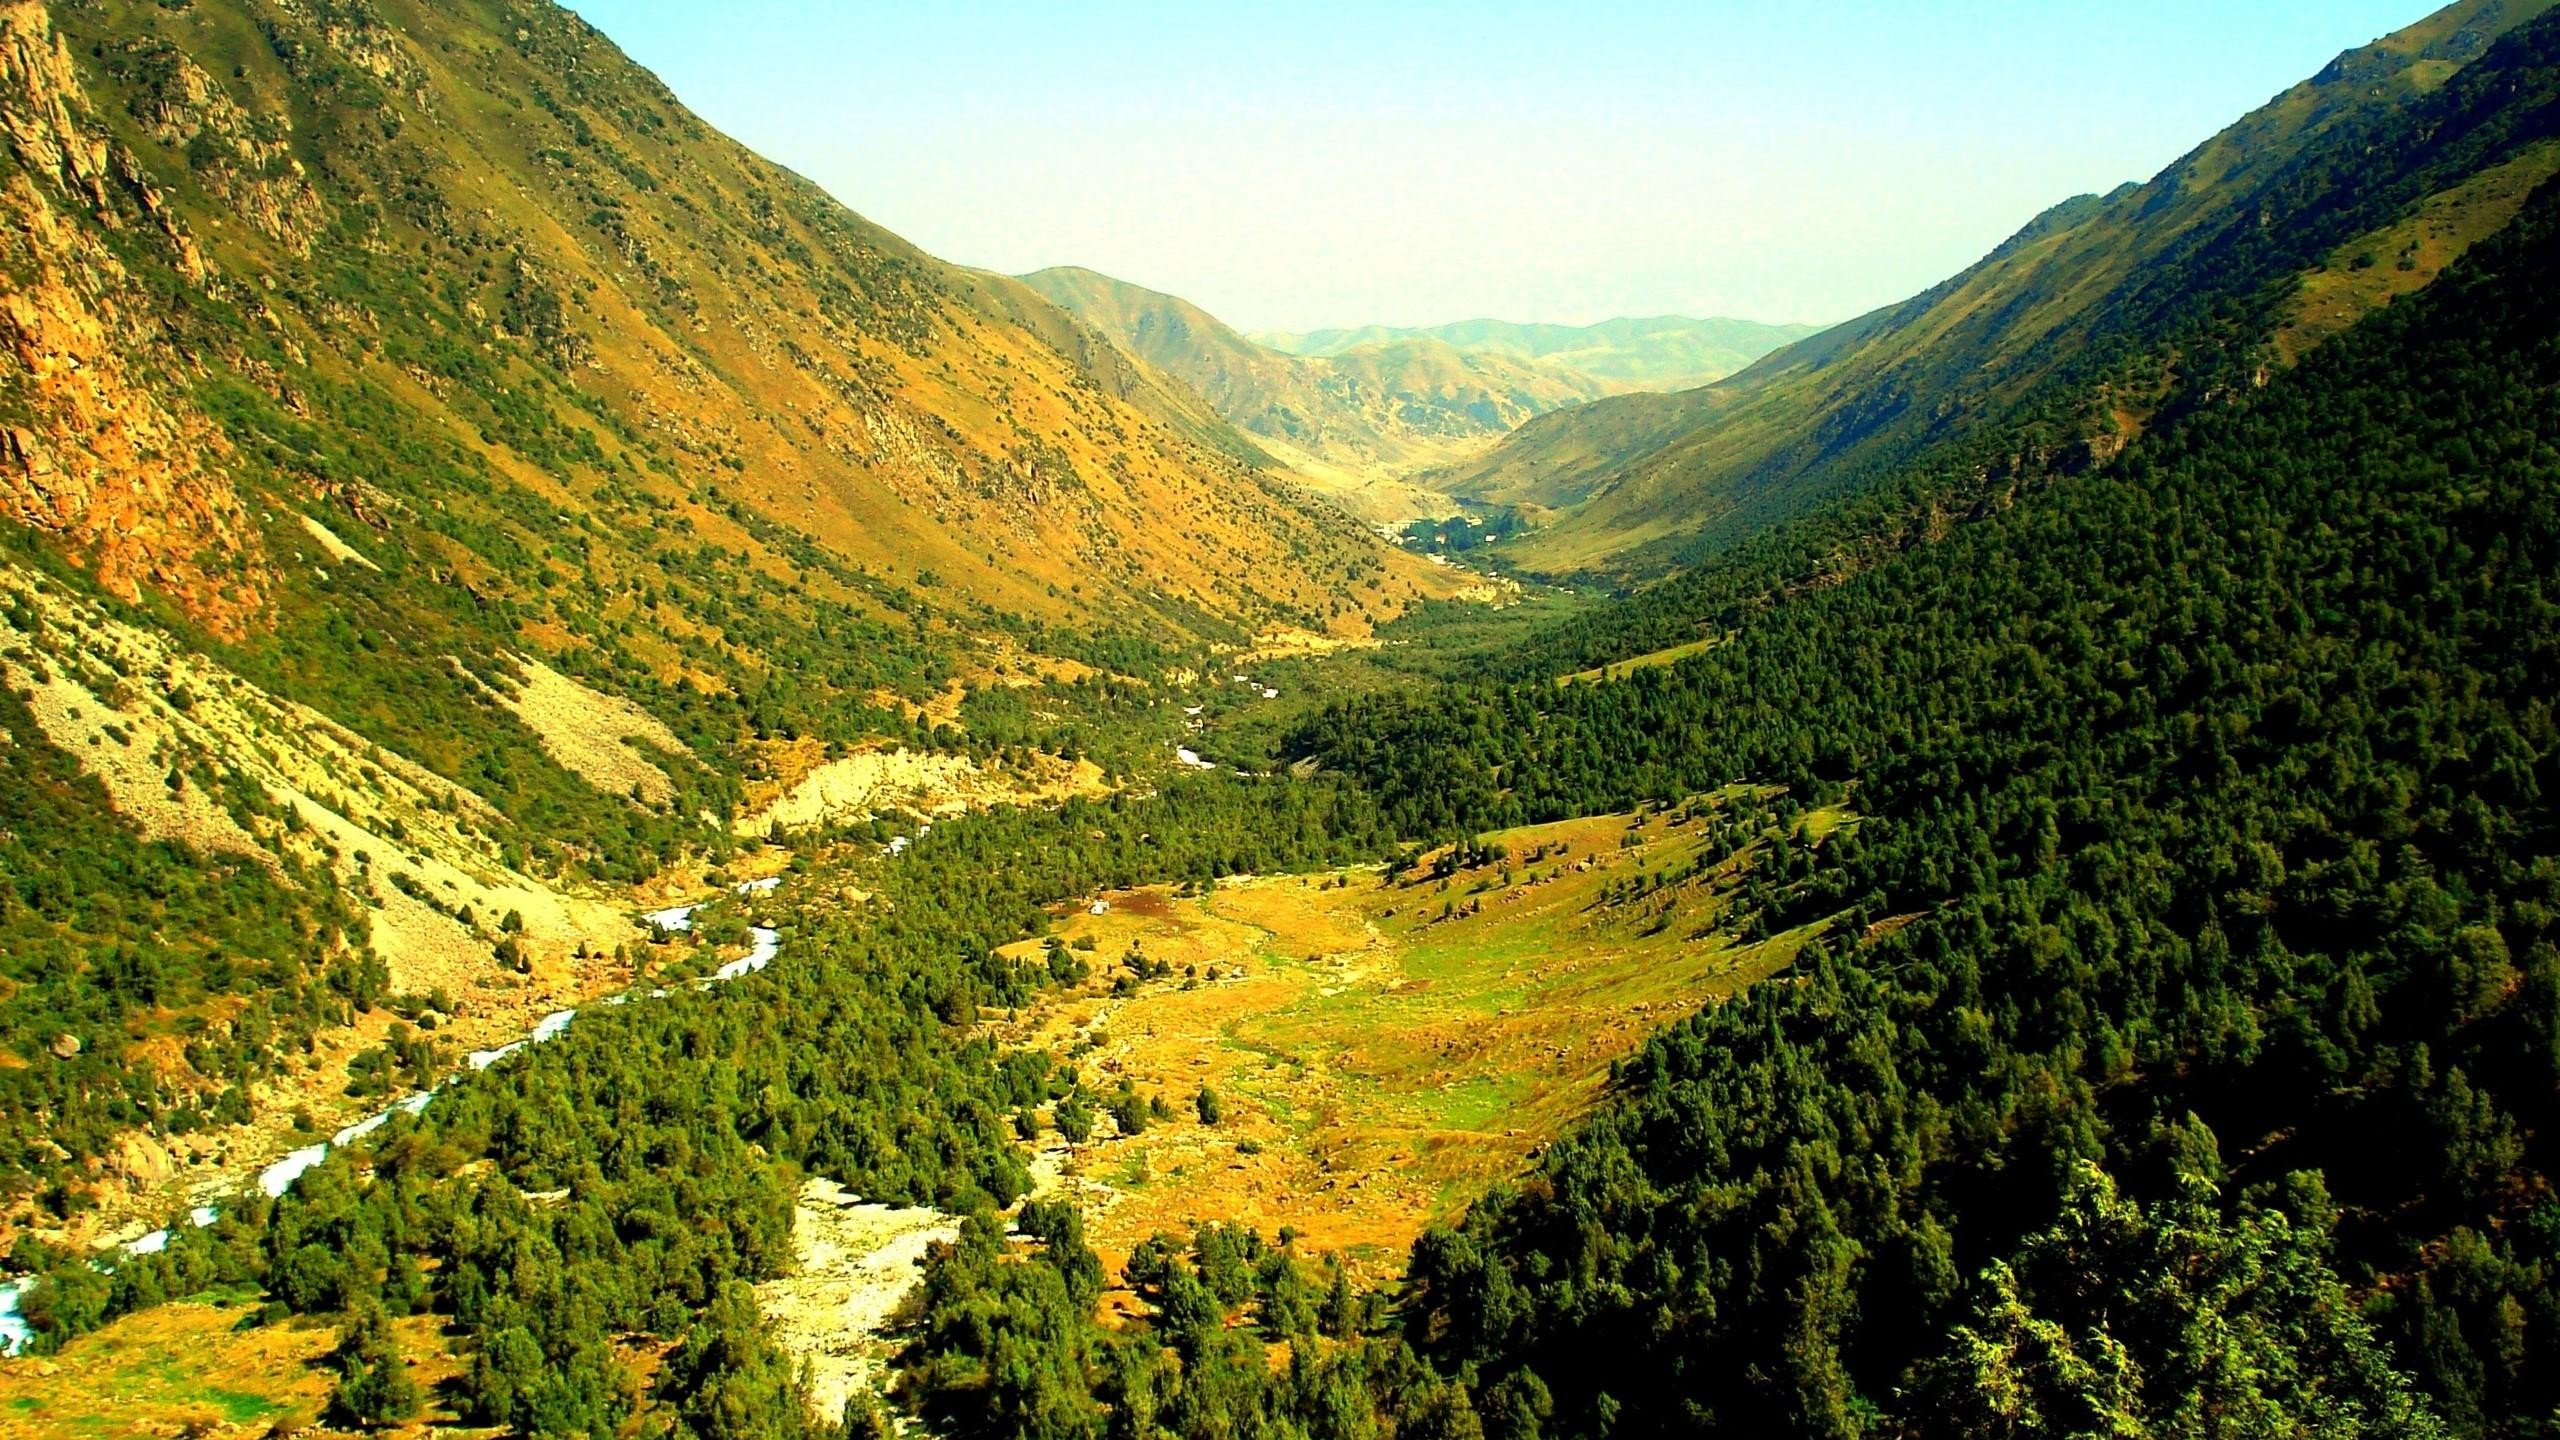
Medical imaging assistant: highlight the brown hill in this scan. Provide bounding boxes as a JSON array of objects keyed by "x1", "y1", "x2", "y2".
[{"x1": 0, "y1": 0, "x2": 1435, "y2": 649}]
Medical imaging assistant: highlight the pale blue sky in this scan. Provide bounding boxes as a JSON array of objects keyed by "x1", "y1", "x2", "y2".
[{"x1": 561, "y1": 1, "x2": 2437, "y2": 332}]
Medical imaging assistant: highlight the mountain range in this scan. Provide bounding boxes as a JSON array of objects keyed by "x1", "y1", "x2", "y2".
[
  {"x1": 1020, "y1": 266, "x2": 1813, "y2": 522},
  {"x1": 1439, "y1": 0, "x2": 2560, "y2": 574},
  {"x1": 1257, "y1": 314, "x2": 1822, "y2": 391}
]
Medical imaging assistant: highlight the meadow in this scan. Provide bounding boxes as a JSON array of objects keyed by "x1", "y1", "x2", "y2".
[{"x1": 989, "y1": 791, "x2": 1848, "y2": 1280}]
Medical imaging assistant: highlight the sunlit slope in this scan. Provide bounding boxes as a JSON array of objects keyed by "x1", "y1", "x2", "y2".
[
  {"x1": 0, "y1": 0, "x2": 1430, "y2": 652},
  {"x1": 1445, "y1": 0, "x2": 2560, "y2": 574}
]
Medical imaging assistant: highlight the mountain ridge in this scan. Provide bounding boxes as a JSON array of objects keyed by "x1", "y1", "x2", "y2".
[
  {"x1": 1019, "y1": 264, "x2": 1628, "y2": 501},
  {"x1": 1257, "y1": 312, "x2": 1824, "y2": 392},
  {"x1": 1443, "y1": 0, "x2": 2560, "y2": 574}
]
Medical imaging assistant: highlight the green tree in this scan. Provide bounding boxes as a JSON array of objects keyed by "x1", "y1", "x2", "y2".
[
  {"x1": 329, "y1": 1303, "x2": 421, "y2": 1430},
  {"x1": 1908, "y1": 1165, "x2": 2448, "y2": 1440}
]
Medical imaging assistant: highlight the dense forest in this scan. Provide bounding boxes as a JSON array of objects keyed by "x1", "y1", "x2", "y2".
[{"x1": 1284, "y1": 175, "x2": 2560, "y2": 1435}]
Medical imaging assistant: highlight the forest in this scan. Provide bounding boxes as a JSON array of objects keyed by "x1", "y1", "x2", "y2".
[
  {"x1": 1283, "y1": 174, "x2": 2560, "y2": 1435},
  {"x1": 6, "y1": 771, "x2": 1399, "y2": 1432}
]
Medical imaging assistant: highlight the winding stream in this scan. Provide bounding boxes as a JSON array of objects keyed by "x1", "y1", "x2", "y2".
[{"x1": 0, "y1": 881, "x2": 786, "y2": 1352}]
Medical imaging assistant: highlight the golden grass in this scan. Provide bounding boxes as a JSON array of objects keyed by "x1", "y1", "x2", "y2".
[
  {"x1": 0, "y1": 1301, "x2": 468, "y2": 1440},
  {"x1": 990, "y1": 796, "x2": 1844, "y2": 1282}
]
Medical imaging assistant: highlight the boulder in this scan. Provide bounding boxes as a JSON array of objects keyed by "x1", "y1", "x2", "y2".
[{"x1": 111, "y1": 1131, "x2": 176, "y2": 1187}]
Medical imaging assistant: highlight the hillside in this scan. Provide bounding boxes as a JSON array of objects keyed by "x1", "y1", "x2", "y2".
[
  {"x1": 22, "y1": 108, "x2": 2554, "y2": 1440},
  {"x1": 1285, "y1": 136, "x2": 2560, "y2": 1438},
  {"x1": 7, "y1": 3, "x2": 2560, "y2": 1439},
  {"x1": 1019, "y1": 265, "x2": 1621, "y2": 512},
  {"x1": 0, "y1": 0, "x2": 1451, "y2": 1230},
  {"x1": 1259, "y1": 313, "x2": 1822, "y2": 391},
  {"x1": 1445, "y1": 0, "x2": 2560, "y2": 573},
  {"x1": 1, "y1": 0, "x2": 1435, "y2": 643}
]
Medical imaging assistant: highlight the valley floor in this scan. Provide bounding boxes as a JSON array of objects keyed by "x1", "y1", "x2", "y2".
[
  {"x1": 1, "y1": 777, "x2": 1848, "y2": 1437},
  {"x1": 987, "y1": 793, "x2": 1839, "y2": 1286}
]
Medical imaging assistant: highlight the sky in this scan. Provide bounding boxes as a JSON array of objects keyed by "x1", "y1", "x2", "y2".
[{"x1": 560, "y1": 1, "x2": 2438, "y2": 334}]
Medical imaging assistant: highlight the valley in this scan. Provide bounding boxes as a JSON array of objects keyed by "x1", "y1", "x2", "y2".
[
  {"x1": 1020, "y1": 265, "x2": 1815, "y2": 531},
  {"x1": 0, "y1": 0, "x2": 2555, "y2": 1438}
]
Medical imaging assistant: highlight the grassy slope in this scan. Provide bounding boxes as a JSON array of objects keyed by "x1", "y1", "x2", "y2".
[
  {"x1": 0, "y1": 1296, "x2": 465, "y2": 1438},
  {"x1": 1560, "y1": 634, "x2": 1721, "y2": 684}
]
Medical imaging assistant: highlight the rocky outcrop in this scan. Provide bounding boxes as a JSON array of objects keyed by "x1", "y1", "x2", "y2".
[
  {"x1": 114, "y1": 37, "x2": 329, "y2": 254},
  {"x1": 0, "y1": 3, "x2": 264, "y2": 637}
]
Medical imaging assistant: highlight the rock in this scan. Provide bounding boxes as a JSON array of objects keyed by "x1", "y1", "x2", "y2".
[
  {"x1": 111, "y1": 1131, "x2": 175, "y2": 1187},
  {"x1": 0, "y1": 5, "x2": 269, "y2": 639},
  {"x1": 48, "y1": 1031, "x2": 78, "y2": 1058}
]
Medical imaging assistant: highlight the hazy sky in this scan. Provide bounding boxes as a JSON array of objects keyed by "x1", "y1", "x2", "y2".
[{"x1": 561, "y1": 1, "x2": 2435, "y2": 333}]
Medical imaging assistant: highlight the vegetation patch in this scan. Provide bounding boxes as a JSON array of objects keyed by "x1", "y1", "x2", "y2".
[{"x1": 1560, "y1": 633, "x2": 1719, "y2": 683}]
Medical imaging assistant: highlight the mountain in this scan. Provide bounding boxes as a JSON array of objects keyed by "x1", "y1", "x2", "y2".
[
  {"x1": 1019, "y1": 265, "x2": 1621, "y2": 512},
  {"x1": 12, "y1": 3, "x2": 2560, "y2": 1437},
  {"x1": 1257, "y1": 314, "x2": 1823, "y2": 391},
  {"x1": 0, "y1": 0, "x2": 1448, "y2": 1229},
  {"x1": 1446, "y1": 0, "x2": 2560, "y2": 574},
  {"x1": 2, "y1": 0, "x2": 1431, "y2": 643},
  {"x1": 1292, "y1": 159, "x2": 2560, "y2": 1437}
]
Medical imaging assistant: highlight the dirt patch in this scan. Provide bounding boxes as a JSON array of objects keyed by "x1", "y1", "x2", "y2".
[
  {"x1": 480, "y1": 653, "x2": 683, "y2": 807},
  {"x1": 1241, "y1": 628, "x2": 1381, "y2": 663},
  {"x1": 1112, "y1": 891, "x2": 1174, "y2": 920},
  {"x1": 737, "y1": 744, "x2": 1106, "y2": 838},
  {"x1": 756, "y1": 1178, "x2": 958, "y2": 1426},
  {"x1": 295, "y1": 513, "x2": 383, "y2": 573}
]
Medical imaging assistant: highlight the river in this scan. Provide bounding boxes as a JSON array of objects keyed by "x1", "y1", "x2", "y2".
[{"x1": 0, "y1": 880, "x2": 786, "y2": 1353}]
